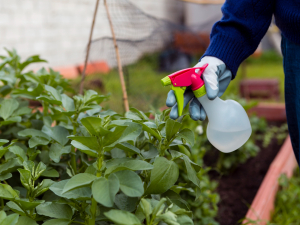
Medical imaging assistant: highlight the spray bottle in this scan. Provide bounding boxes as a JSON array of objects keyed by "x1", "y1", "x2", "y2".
[{"x1": 161, "y1": 64, "x2": 252, "y2": 153}]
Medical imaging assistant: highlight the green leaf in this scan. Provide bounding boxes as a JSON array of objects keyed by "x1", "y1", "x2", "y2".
[
  {"x1": 102, "y1": 126, "x2": 127, "y2": 147},
  {"x1": 70, "y1": 140, "x2": 98, "y2": 157},
  {"x1": 44, "y1": 85, "x2": 62, "y2": 102},
  {"x1": 0, "y1": 116, "x2": 21, "y2": 125},
  {"x1": 50, "y1": 180, "x2": 92, "y2": 200},
  {"x1": 115, "y1": 193, "x2": 138, "y2": 212},
  {"x1": 0, "y1": 173, "x2": 12, "y2": 181},
  {"x1": 115, "y1": 142, "x2": 141, "y2": 155},
  {"x1": 182, "y1": 155, "x2": 200, "y2": 188},
  {"x1": 117, "y1": 123, "x2": 142, "y2": 143},
  {"x1": 145, "y1": 157, "x2": 179, "y2": 194},
  {"x1": 170, "y1": 150, "x2": 201, "y2": 172},
  {"x1": 61, "y1": 94, "x2": 75, "y2": 112},
  {"x1": 14, "y1": 198, "x2": 44, "y2": 210},
  {"x1": 165, "y1": 119, "x2": 182, "y2": 141},
  {"x1": 81, "y1": 117, "x2": 109, "y2": 137},
  {"x1": 156, "y1": 211, "x2": 179, "y2": 225},
  {"x1": 42, "y1": 126, "x2": 69, "y2": 146},
  {"x1": 9, "y1": 145, "x2": 27, "y2": 162},
  {"x1": 18, "y1": 168, "x2": 31, "y2": 190},
  {"x1": 92, "y1": 173, "x2": 119, "y2": 207},
  {"x1": 6, "y1": 201, "x2": 26, "y2": 216},
  {"x1": 36, "y1": 202, "x2": 73, "y2": 220},
  {"x1": 0, "y1": 213, "x2": 19, "y2": 225},
  {"x1": 16, "y1": 216, "x2": 38, "y2": 225},
  {"x1": 0, "y1": 158, "x2": 21, "y2": 175},
  {"x1": 42, "y1": 219, "x2": 71, "y2": 225},
  {"x1": 176, "y1": 128, "x2": 194, "y2": 147},
  {"x1": 104, "y1": 209, "x2": 141, "y2": 225},
  {"x1": 19, "y1": 55, "x2": 47, "y2": 71},
  {"x1": 29, "y1": 136, "x2": 50, "y2": 148},
  {"x1": 41, "y1": 167, "x2": 59, "y2": 178},
  {"x1": 68, "y1": 136, "x2": 100, "y2": 151},
  {"x1": 12, "y1": 106, "x2": 32, "y2": 117},
  {"x1": 137, "y1": 122, "x2": 161, "y2": 141},
  {"x1": 105, "y1": 159, "x2": 153, "y2": 175},
  {"x1": 0, "y1": 183, "x2": 19, "y2": 200},
  {"x1": 0, "y1": 139, "x2": 9, "y2": 147},
  {"x1": 129, "y1": 108, "x2": 149, "y2": 120},
  {"x1": 0, "y1": 211, "x2": 6, "y2": 221},
  {"x1": 62, "y1": 173, "x2": 97, "y2": 193},
  {"x1": 114, "y1": 170, "x2": 144, "y2": 197},
  {"x1": 49, "y1": 143, "x2": 71, "y2": 163},
  {"x1": 176, "y1": 215, "x2": 194, "y2": 225},
  {"x1": 34, "y1": 162, "x2": 47, "y2": 180},
  {"x1": 18, "y1": 128, "x2": 50, "y2": 139},
  {"x1": 83, "y1": 90, "x2": 107, "y2": 104},
  {"x1": 33, "y1": 179, "x2": 54, "y2": 198},
  {"x1": 0, "y1": 98, "x2": 19, "y2": 120}
]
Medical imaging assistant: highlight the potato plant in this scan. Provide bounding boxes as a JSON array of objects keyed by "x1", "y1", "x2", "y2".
[{"x1": 0, "y1": 49, "x2": 207, "y2": 225}]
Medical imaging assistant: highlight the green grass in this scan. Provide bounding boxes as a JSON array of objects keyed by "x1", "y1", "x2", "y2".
[{"x1": 72, "y1": 51, "x2": 284, "y2": 114}]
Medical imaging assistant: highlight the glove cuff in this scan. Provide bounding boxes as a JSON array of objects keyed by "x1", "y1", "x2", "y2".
[{"x1": 193, "y1": 85, "x2": 206, "y2": 98}]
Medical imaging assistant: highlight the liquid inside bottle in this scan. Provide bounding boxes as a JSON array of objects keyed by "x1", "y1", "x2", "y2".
[{"x1": 198, "y1": 94, "x2": 252, "y2": 153}]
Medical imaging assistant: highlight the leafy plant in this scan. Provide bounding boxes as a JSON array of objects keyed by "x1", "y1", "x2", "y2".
[{"x1": 0, "y1": 49, "x2": 205, "y2": 225}]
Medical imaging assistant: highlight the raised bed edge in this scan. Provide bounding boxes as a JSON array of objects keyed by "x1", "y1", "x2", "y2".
[{"x1": 243, "y1": 136, "x2": 297, "y2": 225}]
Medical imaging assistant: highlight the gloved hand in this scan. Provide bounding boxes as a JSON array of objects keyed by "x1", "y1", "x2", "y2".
[{"x1": 166, "y1": 56, "x2": 232, "y2": 121}]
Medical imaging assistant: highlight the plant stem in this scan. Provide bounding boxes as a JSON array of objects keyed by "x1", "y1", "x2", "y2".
[
  {"x1": 71, "y1": 114, "x2": 79, "y2": 174},
  {"x1": 88, "y1": 153, "x2": 103, "y2": 225},
  {"x1": 1, "y1": 198, "x2": 3, "y2": 210}
]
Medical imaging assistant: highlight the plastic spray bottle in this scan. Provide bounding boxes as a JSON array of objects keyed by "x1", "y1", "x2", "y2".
[{"x1": 161, "y1": 64, "x2": 252, "y2": 153}]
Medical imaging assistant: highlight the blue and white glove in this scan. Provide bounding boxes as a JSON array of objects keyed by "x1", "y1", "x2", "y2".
[{"x1": 166, "y1": 56, "x2": 232, "y2": 121}]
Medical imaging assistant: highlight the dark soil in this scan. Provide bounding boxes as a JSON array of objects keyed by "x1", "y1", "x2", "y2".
[{"x1": 205, "y1": 123, "x2": 286, "y2": 225}]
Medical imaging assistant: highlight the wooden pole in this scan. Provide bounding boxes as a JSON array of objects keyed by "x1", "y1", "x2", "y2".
[
  {"x1": 104, "y1": 0, "x2": 129, "y2": 112},
  {"x1": 79, "y1": 0, "x2": 100, "y2": 95}
]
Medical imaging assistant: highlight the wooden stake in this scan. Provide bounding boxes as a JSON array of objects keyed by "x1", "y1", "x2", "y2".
[
  {"x1": 79, "y1": 0, "x2": 100, "y2": 95},
  {"x1": 104, "y1": 0, "x2": 129, "y2": 112}
]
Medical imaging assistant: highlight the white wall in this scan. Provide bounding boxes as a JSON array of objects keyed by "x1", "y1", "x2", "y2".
[{"x1": 0, "y1": 0, "x2": 183, "y2": 70}]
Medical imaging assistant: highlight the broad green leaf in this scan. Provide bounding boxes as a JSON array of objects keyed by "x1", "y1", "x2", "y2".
[
  {"x1": 182, "y1": 155, "x2": 200, "y2": 188},
  {"x1": 14, "y1": 198, "x2": 44, "y2": 210},
  {"x1": 114, "y1": 170, "x2": 144, "y2": 197},
  {"x1": 29, "y1": 136, "x2": 50, "y2": 148},
  {"x1": 36, "y1": 202, "x2": 73, "y2": 220},
  {"x1": 102, "y1": 126, "x2": 127, "y2": 147},
  {"x1": 141, "y1": 144, "x2": 159, "y2": 159},
  {"x1": 129, "y1": 108, "x2": 149, "y2": 120},
  {"x1": 105, "y1": 159, "x2": 153, "y2": 175},
  {"x1": 68, "y1": 136, "x2": 100, "y2": 151},
  {"x1": 81, "y1": 117, "x2": 109, "y2": 137},
  {"x1": 0, "y1": 209, "x2": 6, "y2": 221},
  {"x1": 19, "y1": 55, "x2": 47, "y2": 71},
  {"x1": 44, "y1": 85, "x2": 62, "y2": 102},
  {"x1": 137, "y1": 122, "x2": 161, "y2": 141},
  {"x1": 16, "y1": 216, "x2": 38, "y2": 225},
  {"x1": 0, "y1": 98, "x2": 19, "y2": 120},
  {"x1": 33, "y1": 179, "x2": 54, "y2": 197},
  {"x1": 18, "y1": 128, "x2": 50, "y2": 139},
  {"x1": 0, "y1": 183, "x2": 19, "y2": 200},
  {"x1": 139, "y1": 198, "x2": 152, "y2": 222},
  {"x1": 42, "y1": 126, "x2": 69, "y2": 146},
  {"x1": 115, "y1": 142, "x2": 141, "y2": 155},
  {"x1": 92, "y1": 174, "x2": 119, "y2": 207},
  {"x1": 165, "y1": 119, "x2": 182, "y2": 141},
  {"x1": 41, "y1": 167, "x2": 59, "y2": 178},
  {"x1": 176, "y1": 128, "x2": 194, "y2": 147},
  {"x1": 34, "y1": 162, "x2": 47, "y2": 179},
  {"x1": 106, "y1": 158, "x2": 133, "y2": 168},
  {"x1": 115, "y1": 193, "x2": 138, "y2": 212},
  {"x1": 70, "y1": 140, "x2": 98, "y2": 157},
  {"x1": 0, "y1": 173, "x2": 12, "y2": 181},
  {"x1": 1, "y1": 116, "x2": 21, "y2": 125},
  {"x1": 9, "y1": 145, "x2": 27, "y2": 162},
  {"x1": 175, "y1": 215, "x2": 193, "y2": 225},
  {"x1": 83, "y1": 90, "x2": 106, "y2": 104},
  {"x1": 12, "y1": 106, "x2": 32, "y2": 117},
  {"x1": 62, "y1": 173, "x2": 97, "y2": 193},
  {"x1": 0, "y1": 139, "x2": 9, "y2": 147},
  {"x1": 49, "y1": 143, "x2": 71, "y2": 163},
  {"x1": 50, "y1": 180, "x2": 91, "y2": 200},
  {"x1": 18, "y1": 168, "x2": 31, "y2": 190},
  {"x1": 6, "y1": 201, "x2": 26, "y2": 216},
  {"x1": 23, "y1": 160, "x2": 35, "y2": 173},
  {"x1": 61, "y1": 94, "x2": 75, "y2": 112},
  {"x1": 42, "y1": 219, "x2": 71, "y2": 225},
  {"x1": 145, "y1": 157, "x2": 179, "y2": 194},
  {"x1": 0, "y1": 213, "x2": 19, "y2": 225},
  {"x1": 156, "y1": 211, "x2": 179, "y2": 225},
  {"x1": 0, "y1": 158, "x2": 21, "y2": 175},
  {"x1": 104, "y1": 209, "x2": 141, "y2": 225},
  {"x1": 117, "y1": 123, "x2": 142, "y2": 143},
  {"x1": 170, "y1": 150, "x2": 201, "y2": 172}
]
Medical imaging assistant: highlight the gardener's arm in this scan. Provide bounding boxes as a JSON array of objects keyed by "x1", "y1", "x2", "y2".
[{"x1": 202, "y1": 0, "x2": 276, "y2": 78}]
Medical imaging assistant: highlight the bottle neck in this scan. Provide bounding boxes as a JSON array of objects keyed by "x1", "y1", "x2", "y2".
[{"x1": 197, "y1": 94, "x2": 220, "y2": 119}]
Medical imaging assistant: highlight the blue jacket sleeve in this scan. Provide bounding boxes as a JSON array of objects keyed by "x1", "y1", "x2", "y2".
[{"x1": 202, "y1": 0, "x2": 275, "y2": 78}]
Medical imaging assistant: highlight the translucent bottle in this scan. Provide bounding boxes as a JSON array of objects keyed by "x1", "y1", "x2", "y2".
[{"x1": 197, "y1": 94, "x2": 252, "y2": 153}]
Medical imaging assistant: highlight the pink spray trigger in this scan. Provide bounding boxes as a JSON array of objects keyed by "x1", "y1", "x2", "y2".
[{"x1": 167, "y1": 64, "x2": 208, "y2": 90}]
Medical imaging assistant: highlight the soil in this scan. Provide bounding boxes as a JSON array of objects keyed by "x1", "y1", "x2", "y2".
[{"x1": 205, "y1": 122, "x2": 285, "y2": 225}]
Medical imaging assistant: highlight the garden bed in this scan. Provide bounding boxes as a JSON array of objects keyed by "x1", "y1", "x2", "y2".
[{"x1": 204, "y1": 122, "x2": 286, "y2": 225}]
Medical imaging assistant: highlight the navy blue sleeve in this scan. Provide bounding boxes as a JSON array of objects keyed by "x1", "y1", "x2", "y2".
[{"x1": 202, "y1": 0, "x2": 275, "y2": 78}]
